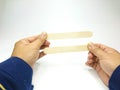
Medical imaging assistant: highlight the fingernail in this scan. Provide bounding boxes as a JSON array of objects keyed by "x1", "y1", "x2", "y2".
[
  {"x1": 88, "y1": 42, "x2": 94, "y2": 49},
  {"x1": 41, "y1": 32, "x2": 47, "y2": 39}
]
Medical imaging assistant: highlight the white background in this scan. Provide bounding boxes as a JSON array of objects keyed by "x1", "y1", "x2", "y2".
[{"x1": 0, "y1": 0, "x2": 120, "y2": 90}]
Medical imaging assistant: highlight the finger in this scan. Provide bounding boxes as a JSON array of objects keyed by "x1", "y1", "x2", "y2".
[
  {"x1": 39, "y1": 51, "x2": 46, "y2": 59},
  {"x1": 87, "y1": 51, "x2": 98, "y2": 63},
  {"x1": 86, "y1": 58, "x2": 94, "y2": 66},
  {"x1": 86, "y1": 59, "x2": 94, "y2": 64},
  {"x1": 88, "y1": 52, "x2": 94, "y2": 59},
  {"x1": 85, "y1": 61, "x2": 94, "y2": 67},
  {"x1": 32, "y1": 32, "x2": 47, "y2": 49},
  {"x1": 23, "y1": 35, "x2": 39, "y2": 43},
  {"x1": 44, "y1": 40, "x2": 50, "y2": 46},
  {"x1": 95, "y1": 43, "x2": 112, "y2": 50},
  {"x1": 40, "y1": 40, "x2": 50, "y2": 49},
  {"x1": 94, "y1": 43, "x2": 118, "y2": 53},
  {"x1": 87, "y1": 42, "x2": 107, "y2": 58},
  {"x1": 40, "y1": 45, "x2": 50, "y2": 49},
  {"x1": 27, "y1": 35, "x2": 39, "y2": 43}
]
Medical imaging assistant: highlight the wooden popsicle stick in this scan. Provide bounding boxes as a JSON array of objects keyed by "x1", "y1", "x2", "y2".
[
  {"x1": 47, "y1": 31, "x2": 92, "y2": 40},
  {"x1": 43, "y1": 45, "x2": 88, "y2": 54}
]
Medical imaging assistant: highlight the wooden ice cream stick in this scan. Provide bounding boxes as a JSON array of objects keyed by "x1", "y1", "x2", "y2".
[
  {"x1": 43, "y1": 31, "x2": 92, "y2": 54},
  {"x1": 43, "y1": 45, "x2": 88, "y2": 54},
  {"x1": 47, "y1": 31, "x2": 92, "y2": 40}
]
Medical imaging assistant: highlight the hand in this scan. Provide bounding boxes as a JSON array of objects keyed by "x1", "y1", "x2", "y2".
[
  {"x1": 86, "y1": 43, "x2": 120, "y2": 86},
  {"x1": 11, "y1": 32, "x2": 50, "y2": 68}
]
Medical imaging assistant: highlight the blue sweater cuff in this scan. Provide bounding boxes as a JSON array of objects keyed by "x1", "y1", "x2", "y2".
[
  {"x1": 109, "y1": 65, "x2": 120, "y2": 90},
  {"x1": 0, "y1": 57, "x2": 33, "y2": 90}
]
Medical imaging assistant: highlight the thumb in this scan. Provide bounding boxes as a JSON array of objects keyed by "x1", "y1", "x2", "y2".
[
  {"x1": 32, "y1": 32, "x2": 47, "y2": 49},
  {"x1": 87, "y1": 43, "x2": 106, "y2": 58}
]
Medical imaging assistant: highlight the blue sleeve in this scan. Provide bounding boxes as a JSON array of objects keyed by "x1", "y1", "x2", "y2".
[
  {"x1": 109, "y1": 65, "x2": 120, "y2": 90},
  {"x1": 0, "y1": 57, "x2": 33, "y2": 90}
]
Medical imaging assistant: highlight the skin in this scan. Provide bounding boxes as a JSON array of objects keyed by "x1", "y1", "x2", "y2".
[
  {"x1": 11, "y1": 32, "x2": 50, "y2": 68},
  {"x1": 86, "y1": 43, "x2": 120, "y2": 86},
  {"x1": 11, "y1": 32, "x2": 120, "y2": 87}
]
